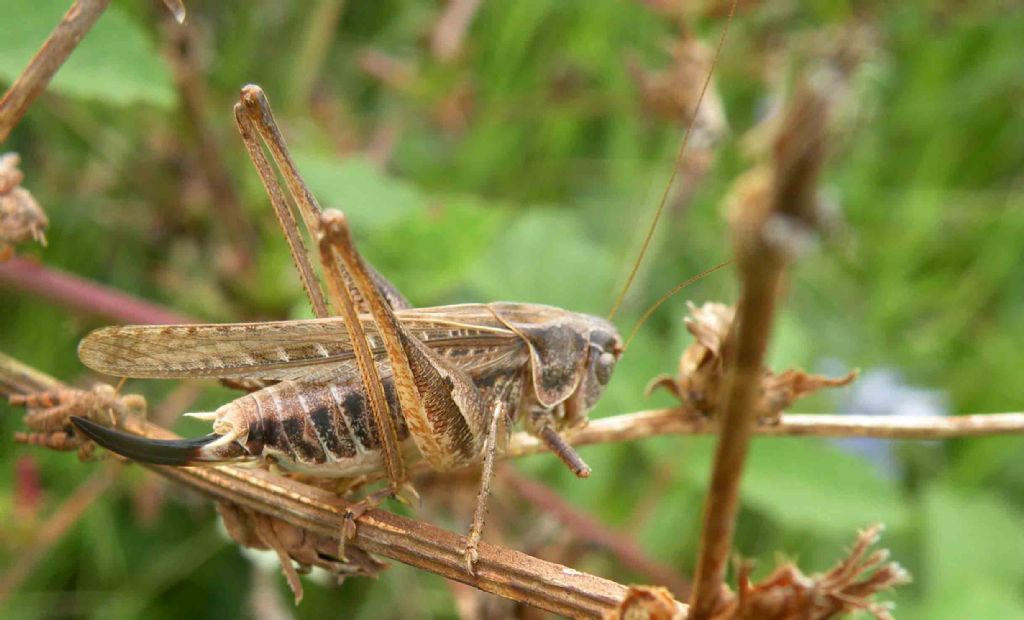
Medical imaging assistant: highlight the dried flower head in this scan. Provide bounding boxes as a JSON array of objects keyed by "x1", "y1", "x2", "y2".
[
  {"x1": 647, "y1": 301, "x2": 857, "y2": 420},
  {"x1": 711, "y1": 524, "x2": 911, "y2": 620},
  {"x1": 0, "y1": 153, "x2": 48, "y2": 260},
  {"x1": 627, "y1": 36, "x2": 729, "y2": 151}
]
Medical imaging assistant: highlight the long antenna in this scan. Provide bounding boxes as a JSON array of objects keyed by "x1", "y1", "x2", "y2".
[
  {"x1": 607, "y1": 0, "x2": 738, "y2": 321},
  {"x1": 622, "y1": 259, "x2": 732, "y2": 352}
]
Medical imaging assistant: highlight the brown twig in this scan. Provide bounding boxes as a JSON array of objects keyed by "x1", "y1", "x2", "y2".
[
  {"x1": 501, "y1": 465, "x2": 691, "y2": 598},
  {"x1": 0, "y1": 0, "x2": 112, "y2": 142},
  {"x1": 0, "y1": 255, "x2": 195, "y2": 324},
  {"x1": 115, "y1": 435, "x2": 637, "y2": 617},
  {"x1": 505, "y1": 409, "x2": 1024, "y2": 458},
  {"x1": 688, "y1": 60, "x2": 836, "y2": 618},
  {"x1": 2, "y1": 357, "x2": 659, "y2": 618}
]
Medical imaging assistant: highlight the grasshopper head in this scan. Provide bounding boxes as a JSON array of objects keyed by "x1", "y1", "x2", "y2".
[
  {"x1": 489, "y1": 303, "x2": 622, "y2": 430},
  {"x1": 490, "y1": 304, "x2": 622, "y2": 478},
  {"x1": 560, "y1": 315, "x2": 623, "y2": 429},
  {"x1": 533, "y1": 314, "x2": 621, "y2": 479}
]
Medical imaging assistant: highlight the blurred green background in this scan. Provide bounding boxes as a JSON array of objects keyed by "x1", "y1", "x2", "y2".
[{"x1": 2, "y1": 1, "x2": 1023, "y2": 618}]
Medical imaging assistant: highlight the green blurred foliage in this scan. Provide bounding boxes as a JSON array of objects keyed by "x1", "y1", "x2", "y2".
[
  {"x1": 1, "y1": 1, "x2": 1023, "y2": 618},
  {"x1": 0, "y1": 0, "x2": 174, "y2": 106}
]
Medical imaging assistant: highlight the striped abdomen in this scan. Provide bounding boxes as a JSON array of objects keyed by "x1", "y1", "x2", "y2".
[{"x1": 212, "y1": 378, "x2": 414, "y2": 476}]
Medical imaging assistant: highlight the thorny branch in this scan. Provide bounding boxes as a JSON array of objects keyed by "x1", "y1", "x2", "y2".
[{"x1": 0, "y1": 0, "x2": 112, "y2": 143}]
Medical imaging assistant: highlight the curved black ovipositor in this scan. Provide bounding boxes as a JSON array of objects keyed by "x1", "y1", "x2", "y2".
[{"x1": 71, "y1": 416, "x2": 219, "y2": 466}]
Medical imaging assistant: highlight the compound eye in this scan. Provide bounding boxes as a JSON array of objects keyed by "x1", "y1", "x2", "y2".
[{"x1": 595, "y1": 352, "x2": 616, "y2": 385}]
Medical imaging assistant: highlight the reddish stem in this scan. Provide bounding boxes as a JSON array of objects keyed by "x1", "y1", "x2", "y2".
[{"x1": 0, "y1": 255, "x2": 195, "y2": 325}]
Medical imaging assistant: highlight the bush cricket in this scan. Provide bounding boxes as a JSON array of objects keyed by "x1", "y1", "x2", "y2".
[{"x1": 71, "y1": 86, "x2": 623, "y2": 572}]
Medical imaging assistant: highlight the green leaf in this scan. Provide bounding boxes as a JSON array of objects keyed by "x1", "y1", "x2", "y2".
[
  {"x1": 367, "y1": 197, "x2": 506, "y2": 304},
  {"x1": 291, "y1": 151, "x2": 506, "y2": 304},
  {"x1": 0, "y1": 0, "x2": 174, "y2": 107},
  {"x1": 915, "y1": 581, "x2": 1024, "y2": 620},
  {"x1": 922, "y1": 486, "x2": 1024, "y2": 591},
  {"x1": 467, "y1": 208, "x2": 617, "y2": 314},
  {"x1": 680, "y1": 438, "x2": 908, "y2": 535},
  {"x1": 293, "y1": 152, "x2": 426, "y2": 232}
]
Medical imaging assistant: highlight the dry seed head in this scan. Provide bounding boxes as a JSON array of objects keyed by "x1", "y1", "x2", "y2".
[
  {"x1": 646, "y1": 301, "x2": 857, "y2": 419},
  {"x1": 0, "y1": 153, "x2": 48, "y2": 252},
  {"x1": 628, "y1": 35, "x2": 729, "y2": 148},
  {"x1": 708, "y1": 524, "x2": 908, "y2": 619}
]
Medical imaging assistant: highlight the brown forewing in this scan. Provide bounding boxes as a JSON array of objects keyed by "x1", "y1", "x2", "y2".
[{"x1": 78, "y1": 303, "x2": 526, "y2": 383}]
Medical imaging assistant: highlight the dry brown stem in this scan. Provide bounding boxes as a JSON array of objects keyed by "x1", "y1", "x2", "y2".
[
  {"x1": 505, "y1": 409, "x2": 1024, "y2": 459},
  {"x1": 0, "y1": 0, "x2": 112, "y2": 142},
  {"x1": 2, "y1": 355, "x2": 668, "y2": 618},
  {"x1": 687, "y1": 58, "x2": 840, "y2": 618},
  {"x1": 115, "y1": 439, "x2": 640, "y2": 617}
]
